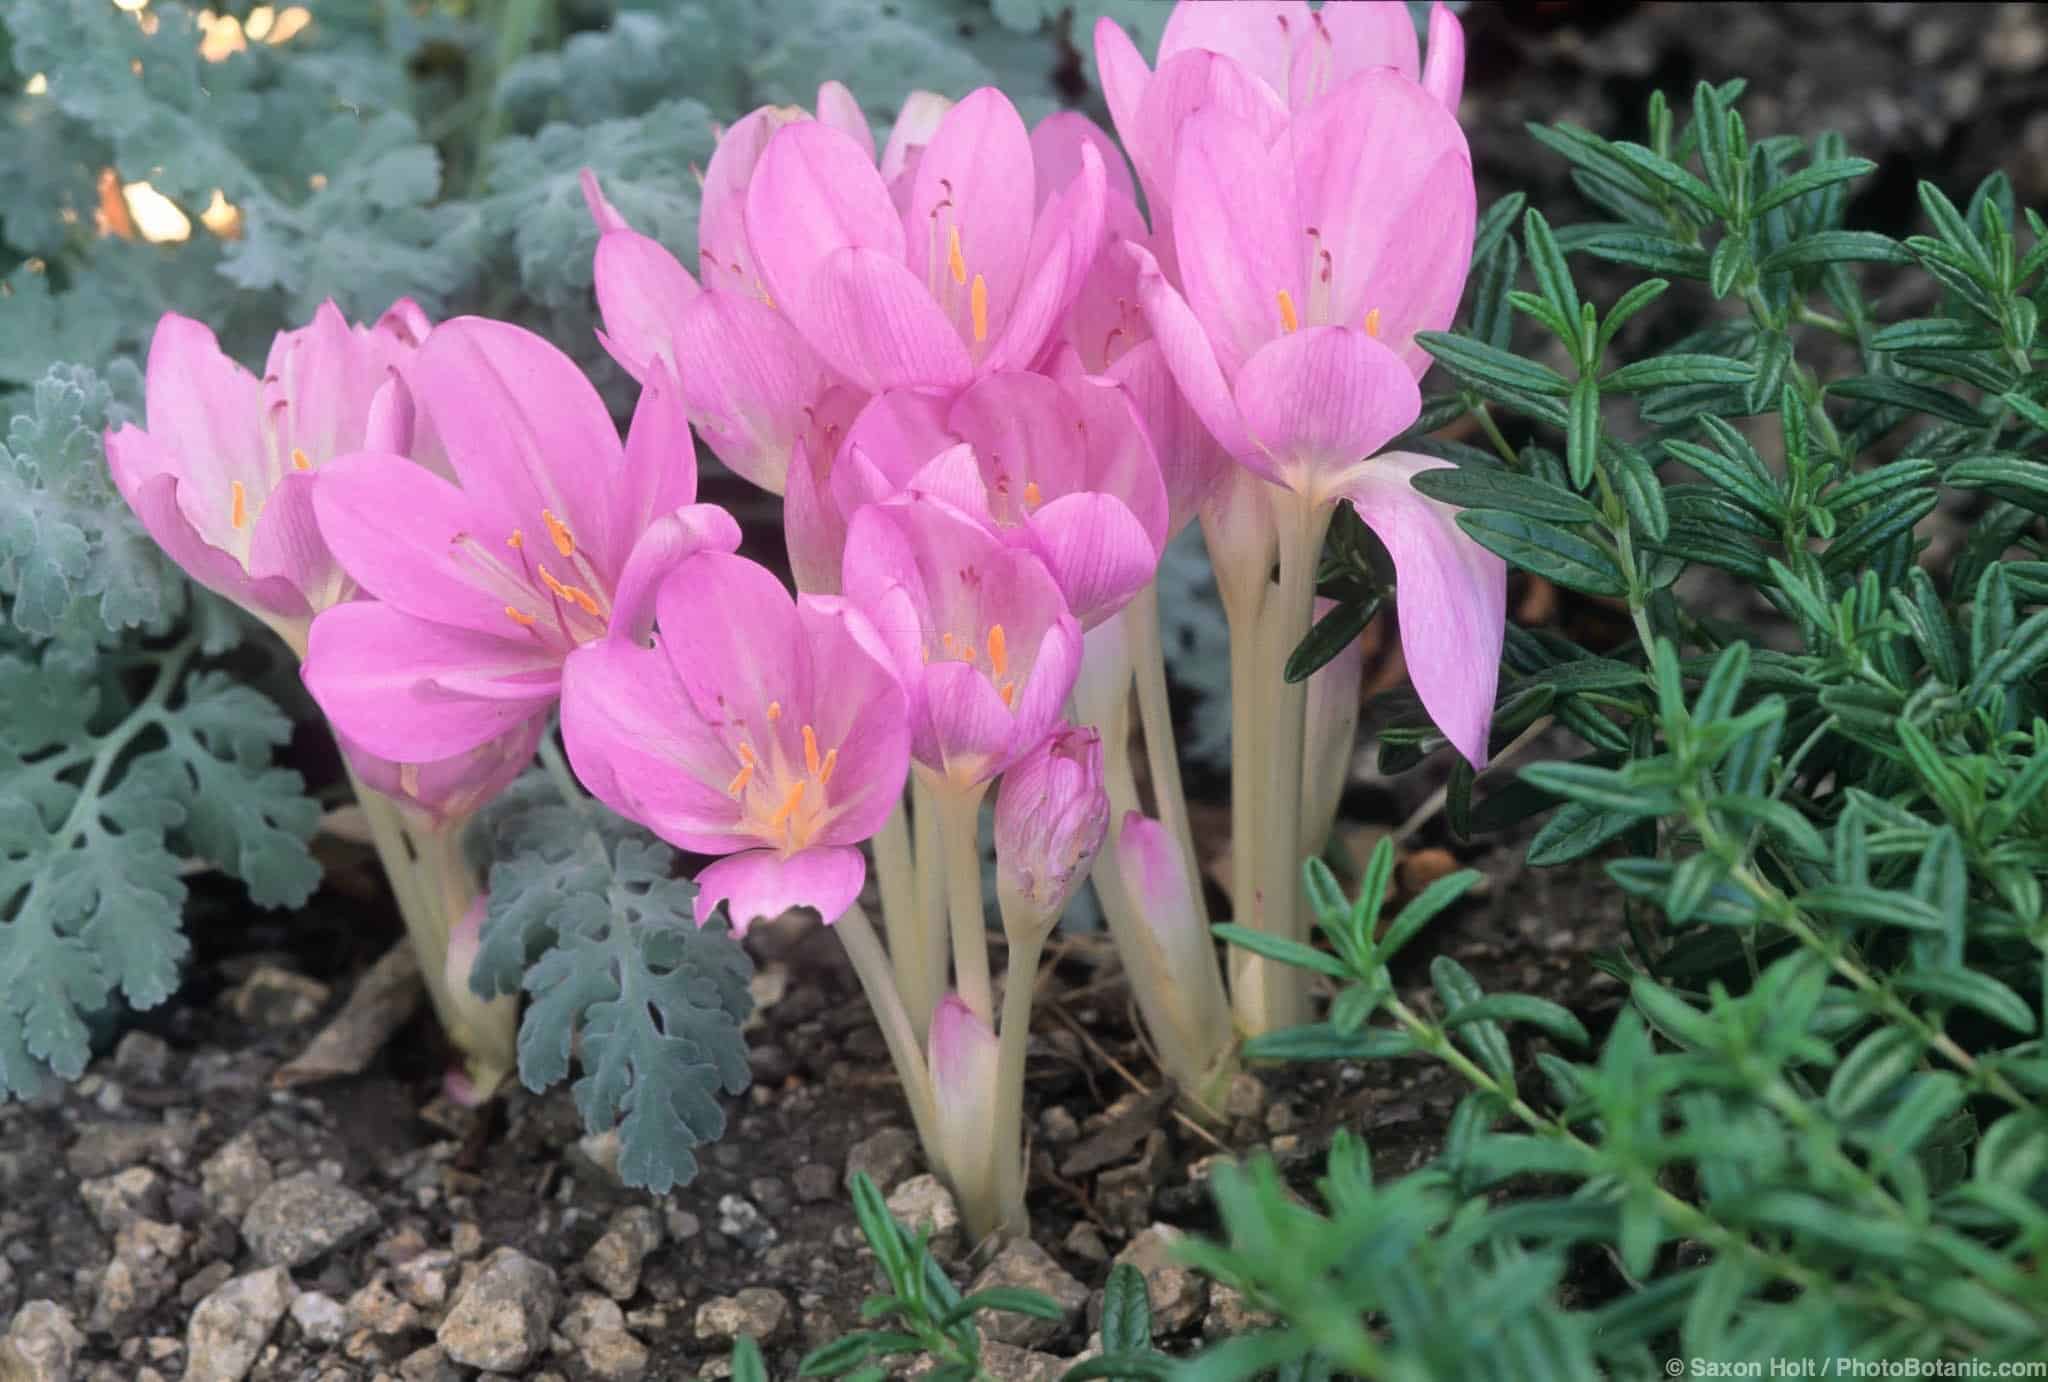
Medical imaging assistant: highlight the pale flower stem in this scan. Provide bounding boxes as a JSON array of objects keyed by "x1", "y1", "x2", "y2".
[
  {"x1": 1126, "y1": 581, "x2": 1207, "y2": 930},
  {"x1": 835, "y1": 903, "x2": 940, "y2": 1158},
  {"x1": 1218, "y1": 568, "x2": 1271, "y2": 1017},
  {"x1": 873, "y1": 797, "x2": 936, "y2": 1042},
  {"x1": 341, "y1": 763, "x2": 517, "y2": 1096},
  {"x1": 936, "y1": 777, "x2": 995, "y2": 1025},
  {"x1": 911, "y1": 774, "x2": 951, "y2": 1025},
  {"x1": 990, "y1": 890, "x2": 1049, "y2": 1237}
]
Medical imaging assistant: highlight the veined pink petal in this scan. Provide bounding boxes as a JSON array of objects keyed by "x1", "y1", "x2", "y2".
[
  {"x1": 923, "y1": 659, "x2": 1016, "y2": 782},
  {"x1": 1005, "y1": 614, "x2": 1083, "y2": 767},
  {"x1": 1232, "y1": 326, "x2": 1422, "y2": 496},
  {"x1": 592, "y1": 228, "x2": 703, "y2": 383},
  {"x1": 304, "y1": 602, "x2": 561, "y2": 760},
  {"x1": 906, "y1": 88, "x2": 1036, "y2": 336},
  {"x1": 341, "y1": 714, "x2": 544, "y2": 828},
  {"x1": 1025, "y1": 492, "x2": 1159, "y2": 628},
  {"x1": 1172, "y1": 109, "x2": 1300, "y2": 379},
  {"x1": 619, "y1": 362, "x2": 700, "y2": 541},
  {"x1": 1128, "y1": 243, "x2": 1254, "y2": 459},
  {"x1": 979, "y1": 144, "x2": 1106, "y2": 375},
  {"x1": 1338, "y1": 453, "x2": 1506, "y2": 769},
  {"x1": 1030, "y1": 111, "x2": 1136, "y2": 210},
  {"x1": 746, "y1": 121, "x2": 905, "y2": 325},
  {"x1": 785, "y1": 438, "x2": 847, "y2": 595},
  {"x1": 265, "y1": 300, "x2": 385, "y2": 472},
  {"x1": 880, "y1": 91, "x2": 953, "y2": 186},
  {"x1": 559, "y1": 636, "x2": 757, "y2": 853},
  {"x1": 579, "y1": 167, "x2": 631, "y2": 234},
  {"x1": 1093, "y1": 18, "x2": 1152, "y2": 154},
  {"x1": 816, "y1": 80, "x2": 875, "y2": 163},
  {"x1": 840, "y1": 389, "x2": 953, "y2": 497},
  {"x1": 1104, "y1": 341, "x2": 1229, "y2": 537},
  {"x1": 106, "y1": 432, "x2": 306, "y2": 621},
  {"x1": 792, "y1": 596, "x2": 912, "y2": 845},
  {"x1": 693, "y1": 846, "x2": 868, "y2": 931},
  {"x1": 1422, "y1": 2, "x2": 1467, "y2": 112},
  {"x1": 247, "y1": 469, "x2": 345, "y2": 612},
  {"x1": 1294, "y1": 0, "x2": 1421, "y2": 107},
  {"x1": 375, "y1": 298, "x2": 434, "y2": 348},
  {"x1": 1055, "y1": 193, "x2": 1151, "y2": 376},
  {"x1": 143, "y1": 313, "x2": 269, "y2": 527},
  {"x1": 658, "y1": 552, "x2": 812, "y2": 740},
  {"x1": 671, "y1": 291, "x2": 830, "y2": 495},
  {"x1": 408, "y1": 318, "x2": 633, "y2": 582},
  {"x1": 700, "y1": 105, "x2": 811, "y2": 299},
  {"x1": 803, "y1": 246, "x2": 976, "y2": 393},
  {"x1": 313, "y1": 451, "x2": 514, "y2": 637},
  {"x1": 904, "y1": 444, "x2": 997, "y2": 525},
  {"x1": 610, "y1": 504, "x2": 745, "y2": 644},
  {"x1": 1159, "y1": 0, "x2": 1313, "y2": 100},
  {"x1": 1131, "y1": 48, "x2": 1289, "y2": 267}
]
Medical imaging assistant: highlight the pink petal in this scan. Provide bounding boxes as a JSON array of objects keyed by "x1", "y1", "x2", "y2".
[
  {"x1": 792, "y1": 596, "x2": 912, "y2": 845},
  {"x1": 1030, "y1": 111, "x2": 1135, "y2": 210},
  {"x1": 670, "y1": 291, "x2": 827, "y2": 495},
  {"x1": 107, "y1": 430, "x2": 305, "y2": 621},
  {"x1": 610, "y1": 504, "x2": 745, "y2": 644},
  {"x1": 375, "y1": 298, "x2": 434, "y2": 347},
  {"x1": 1127, "y1": 243, "x2": 1254, "y2": 459},
  {"x1": 879, "y1": 92, "x2": 953, "y2": 186},
  {"x1": 312, "y1": 452, "x2": 514, "y2": 636},
  {"x1": 1063, "y1": 369, "x2": 1170, "y2": 551},
  {"x1": 592, "y1": 229, "x2": 702, "y2": 383},
  {"x1": 816, "y1": 81, "x2": 875, "y2": 163},
  {"x1": 1112, "y1": 811, "x2": 1221, "y2": 1014},
  {"x1": 785, "y1": 439, "x2": 847, "y2": 595},
  {"x1": 657, "y1": 552, "x2": 810, "y2": 738},
  {"x1": 1338, "y1": 453, "x2": 1506, "y2": 769},
  {"x1": 619, "y1": 360, "x2": 700, "y2": 536},
  {"x1": 906, "y1": 88, "x2": 1036, "y2": 335},
  {"x1": 923, "y1": 659, "x2": 1017, "y2": 783},
  {"x1": 839, "y1": 389, "x2": 954, "y2": 497},
  {"x1": 1295, "y1": 0, "x2": 1420, "y2": 107},
  {"x1": 1024, "y1": 492, "x2": 1159, "y2": 628},
  {"x1": 693, "y1": 846, "x2": 868, "y2": 931},
  {"x1": 559, "y1": 636, "x2": 755, "y2": 852},
  {"x1": 746, "y1": 121, "x2": 905, "y2": 327},
  {"x1": 1422, "y1": 2, "x2": 1467, "y2": 112},
  {"x1": 265, "y1": 300, "x2": 390, "y2": 472},
  {"x1": 1104, "y1": 341, "x2": 1230, "y2": 537},
  {"x1": 408, "y1": 318, "x2": 634, "y2": 581},
  {"x1": 700, "y1": 106, "x2": 809, "y2": 299},
  {"x1": 945, "y1": 371, "x2": 1077, "y2": 518},
  {"x1": 304, "y1": 602, "x2": 561, "y2": 761},
  {"x1": 1093, "y1": 17, "x2": 1153, "y2": 159},
  {"x1": 801, "y1": 246, "x2": 975, "y2": 393},
  {"x1": 1005, "y1": 614, "x2": 1084, "y2": 768},
  {"x1": 1232, "y1": 326, "x2": 1421, "y2": 495},
  {"x1": 247, "y1": 469, "x2": 345, "y2": 612},
  {"x1": 143, "y1": 312, "x2": 269, "y2": 524},
  {"x1": 342, "y1": 714, "x2": 544, "y2": 828},
  {"x1": 905, "y1": 443, "x2": 997, "y2": 525},
  {"x1": 579, "y1": 167, "x2": 630, "y2": 234},
  {"x1": 1159, "y1": 0, "x2": 1312, "y2": 99},
  {"x1": 980, "y1": 143, "x2": 1106, "y2": 375},
  {"x1": 1172, "y1": 109, "x2": 1299, "y2": 378},
  {"x1": 1131, "y1": 49, "x2": 1290, "y2": 269}
]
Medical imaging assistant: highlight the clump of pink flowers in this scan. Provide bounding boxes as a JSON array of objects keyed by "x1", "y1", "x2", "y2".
[{"x1": 113, "y1": 0, "x2": 1497, "y2": 1241}]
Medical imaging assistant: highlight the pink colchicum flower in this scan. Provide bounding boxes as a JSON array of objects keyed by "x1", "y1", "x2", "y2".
[
  {"x1": 843, "y1": 493, "x2": 1084, "y2": 790},
  {"x1": 105, "y1": 300, "x2": 431, "y2": 639},
  {"x1": 560, "y1": 552, "x2": 912, "y2": 932},
  {"x1": 994, "y1": 725, "x2": 1110, "y2": 921},
  {"x1": 744, "y1": 87, "x2": 1108, "y2": 396},
  {"x1": 304, "y1": 317, "x2": 739, "y2": 763},
  {"x1": 339, "y1": 717, "x2": 547, "y2": 831}
]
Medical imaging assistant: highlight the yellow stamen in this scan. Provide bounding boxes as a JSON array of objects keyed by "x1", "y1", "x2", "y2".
[
  {"x1": 942, "y1": 632, "x2": 958, "y2": 653},
  {"x1": 988, "y1": 623, "x2": 1009, "y2": 681},
  {"x1": 538, "y1": 563, "x2": 603, "y2": 618},
  {"x1": 1365, "y1": 307, "x2": 1382, "y2": 338},
  {"x1": 959, "y1": 642, "x2": 977, "y2": 665},
  {"x1": 290, "y1": 447, "x2": 311, "y2": 471},
  {"x1": 504, "y1": 604, "x2": 537, "y2": 628},
  {"x1": 1022, "y1": 481, "x2": 1042, "y2": 510},
  {"x1": 768, "y1": 780, "x2": 805, "y2": 829},
  {"x1": 818, "y1": 748, "x2": 837, "y2": 785},
  {"x1": 970, "y1": 273, "x2": 988, "y2": 343},
  {"x1": 229, "y1": 480, "x2": 247, "y2": 530},
  {"x1": 542, "y1": 508, "x2": 576, "y2": 557},
  {"x1": 947, "y1": 225, "x2": 967, "y2": 286},
  {"x1": 766, "y1": 700, "x2": 782, "y2": 723},
  {"x1": 1277, "y1": 289, "x2": 1300, "y2": 334},
  {"x1": 727, "y1": 761, "x2": 755, "y2": 796},
  {"x1": 998, "y1": 680, "x2": 1016, "y2": 709},
  {"x1": 507, "y1": 529, "x2": 524, "y2": 550},
  {"x1": 803, "y1": 724, "x2": 823, "y2": 779}
]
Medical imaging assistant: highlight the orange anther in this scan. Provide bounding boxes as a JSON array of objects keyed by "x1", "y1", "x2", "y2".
[
  {"x1": 1365, "y1": 307, "x2": 1382, "y2": 338},
  {"x1": 817, "y1": 748, "x2": 837, "y2": 785},
  {"x1": 507, "y1": 529, "x2": 524, "y2": 549},
  {"x1": 947, "y1": 225, "x2": 967, "y2": 286},
  {"x1": 229, "y1": 480, "x2": 247, "y2": 530},
  {"x1": 290, "y1": 447, "x2": 311, "y2": 471},
  {"x1": 727, "y1": 761, "x2": 755, "y2": 796},
  {"x1": 1022, "y1": 481, "x2": 1042, "y2": 510},
  {"x1": 768, "y1": 780, "x2": 805, "y2": 829},
  {"x1": 766, "y1": 700, "x2": 783, "y2": 723},
  {"x1": 504, "y1": 604, "x2": 537, "y2": 628},
  {"x1": 998, "y1": 679, "x2": 1016, "y2": 709},
  {"x1": 803, "y1": 724, "x2": 823, "y2": 779},
  {"x1": 542, "y1": 508, "x2": 575, "y2": 557},
  {"x1": 987, "y1": 624, "x2": 1009, "y2": 681},
  {"x1": 1276, "y1": 289, "x2": 1300, "y2": 334},
  {"x1": 971, "y1": 273, "x2": 989, "y2": 343}
]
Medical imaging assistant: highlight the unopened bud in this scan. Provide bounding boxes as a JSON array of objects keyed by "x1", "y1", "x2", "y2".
[
  {"x1": 994, "y1": 725, "x2": 1109, "y2": 922},
  {"x1": 928, "y1": 993, "x2": 999, "y2": 1201}
]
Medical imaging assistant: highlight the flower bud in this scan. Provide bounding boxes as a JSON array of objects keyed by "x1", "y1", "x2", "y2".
[
  {"x1": 1116, "y1": 812, "x2": 1231, "y2": 1049},
  {"x1": 928, "y1": 993, "x2": 999, "y2": 1204},
  {"x1": 995, "y1": 725, "x2": 1110, "y2": 923},
  {"x1": 342, "y1": 714, "x2": 546, "y2": 829}
]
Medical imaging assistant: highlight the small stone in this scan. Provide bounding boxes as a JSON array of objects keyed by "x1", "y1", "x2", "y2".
[
  {"x1": 199, "y1": 1132, "x2": 274, "y2": 1224},
  {"x1": 582, "y1": 1205, "x2": 661, "y2": 1301},
  {"x1": 1106, "y1": 1226, "x2": 1206, "y2": 1335},
  {"x1": 569, "y1": 1130, "x2": 625, "y2": 1186},
  {"x1": 436, "y1": 1247, "x2": 559, "y2": 1371},
  {"x1": 1203, "y1": 1284, "x2": 1278, "y2": 1340},
  {"x1": 1037, "y1": 1106, "x2": 1080, "y2": 1145},
  {"x1": 391, "y1": 1250, "x2": 458, "y2": 1310},
  {"x1": 65, "y1": 1118, "x2": 195, "y2": 1178},
  {"x1": 692, "y1": 1287, "x2": 789, "y2": 1342},
  {"x1": 290, "y1": 1291, "x2": 348, "y2": 1345},
  {"x1": 664, "y1": 1204, "x2": 702, "y2": 1242},
  {"x1": 346, "y1": 1277, "x2": 421, "y2": 1337},
  {"x1": 715, "y1": 1194, "x2": 776, "y2": 1251},
  {"x1": 1096, "y1": 1132, "x2": 1166, "y2": 1235},
  {"x1": 78, "y1": 1165, "x2": 166, "y2": 1233},
  {"x1": 561, "y1": 1294, "x2": 626, "y2": 1343},
  {"x1": 226, "y1": 963, "x2": 330, "y2": 1028},
  {"x1": 747, "y1": 1176, "x2": 791, "y2": 1215},
  {"x1": 398, "y1": 1343, "x2": 464, "y2": 1382},
  {"x1": 4, "y1": 1301, "x2": 84, "y2": 1382},
  {"x1": 907, "y1": 1341, "x2": 1064, "y2": 1381},
  {"x1": 883, "y1": 1175, "x2": 961, "y2": 1260},
  {"x1": 111, "y1": 1032, "x2": 173, "y2": 1086},
  {"x1": 970, "y1": 1239, "x2": 1086, "y2": 1349},
  {"x1": 89, "y1": 1218, "x2": 188, "y2": 1331},
  {"x1": 448, "y1": 1221, "x2": 484, "y2": 1258},
  {"x1": 581, "y1": 1327, "x2": 650, "y2": 1381},
  {"x1": 178, "y1": 1262, "x2": 234, "y2": 1308},
  {"x1": 842, "y1": 1127, "x2": 917, "y2": 1192},
  {"x1": 1263, "y1": 1102, "x2": 1299, "y2": 1134},
  {"x1": 1221, "y1": 1074, "x2": 1268, "y2": 1123},
  {"x1": 375, "y1": 1224, "x2": 432, "y2": 1266},
  {"x1": 241, "y1": 1172, "x2": 381, "y2": 1268},
  {"x1": 184, "y1": 1266, "x2": 292, "y2": 1382},
  {"x1": 791, "y1": 1163, "x2": 837, "y2": 1203},
  {"x1": 1061, "y1": 1222, "x2": 1108, "y2": 1262}
]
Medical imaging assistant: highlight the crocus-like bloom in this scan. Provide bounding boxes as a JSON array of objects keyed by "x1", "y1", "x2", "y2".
[
  {"x1": 304, "y1": 318, "x2": 740, "y2": 762},
  {"x1": 844, "y1": 493, "x2": 1084, "y2": 789},
  {"x1": 560, "y1": 552, "x2": 912, "y2": 931},
  {"x1": 340, "y1": 718, "x2": 546, "y2": 830},
  {"x1": 105, "y1": 300, "x2": 431, "y2": 640},
  {"x1": 744, "y1": 87, "x2": 1107, "y2": 395},
  {"x1": 995, "y1": 725, "x2": 1110, "y2": 920}
]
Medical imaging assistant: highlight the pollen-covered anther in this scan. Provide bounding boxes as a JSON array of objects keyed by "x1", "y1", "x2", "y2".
[
  {"x1": 1276, "y1": 289, "x2": 1300, "y2": 334},
  {"x1": 1022, "y1": 481, "x2": 1042, "y2": 510},
  {"x1": 947, "y1": 225, "x2": 968, "y2": 286},
  {"x1": 541, "y1": 508, "x2": 576, "y2": 557},
  {"x1": 229, "y1": 480, "x2": 247, "y2": 530},
  {"x1": 1365, "y1": 307, "x2": 1383, "y2": 338},
  {"x1": 727, "y1": 742, "x2": 758, "y2": 797},
  {"x1": 998, "y1": 679, "x2": 1016, "y2": 709},
  {"x1": 504, "y1": 604, "x2": 537, "y2": 628},
  {"x1": 506, "y1": 529, "x2": 524, "y2": 550},
  {"x1": 803, "y1": 723, "x2": 823, "y2": 779},
  {"x1": 538, "y1": 563, "x2": 602, "y2": 618},
  {"x1": 971, "y1": 274, "x2": 989, "y2": 343},
  {"x1": 988, "y1": 623, "x2": 1009, "y2": 681},
  {"x1": 768, "y1": 780, "x2": 805, "y2": 829},
  {"x1": 766, "y1": 700, "x2": 783, "y2": 723},
  {"x1": 291, "y1": 447, "x2": 311, "y2": 471}
]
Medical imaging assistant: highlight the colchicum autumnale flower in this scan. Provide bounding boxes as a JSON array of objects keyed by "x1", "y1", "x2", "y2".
[
  {"x1": 560, "y1": 551, "x2": 912, "y2": 932},
  {"x1": 994, "y1": 724, "x2": 1110, "y2": 924}
]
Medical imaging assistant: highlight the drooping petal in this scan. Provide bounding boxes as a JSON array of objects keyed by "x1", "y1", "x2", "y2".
[
  {"x1": 801, "y1": 247, "x2": 976, "y2": 393},
  {"x1": 746, "y1": 121, "x2": 906, "y2": 325},
  {"x1": 816, "y1": 80, "x2": 875, "y2": 163},
  {"x1": 1024, "y1": 492, "x2": 1159, "y2": 628},
  {"x1": 1294, "y1": 0, "x2": 1421, "y2": 107},
  {"x1": 657, "y1": 551, "x2": 812, "y2": 741},
  {"x1": 1172, "y1": 109, "x2": 1300, "y2": 379},
  {"x1": 559, "y1": 636, "x2": 757, "y2": 852},
  {"x1": 1029, "y1": 110, "x2": 1136, "y2": 210},
  {"x1": 792, "y1": 596, "x2": 912, "y2": 845},
  {"x1": 670, "y1": 291, "x2": 826, "y2": 495},
  {"x1": 1127, "y1": 243, "x2": 1253, "y2": 459},
  {"x1": 610, "y1": 504, "x2": 745, "y2": 644},
  {"x1": 694, "y1": 846, "x2": 868, "y2": 931},
  {"x1": 592, "y1": 229, "x2": 703, "y2": 383},
  {"x1": 1231, "y1": 325, "x2": 1422, "y2": 496},
  {"x1": 304, "y1": 602, "x2": 562, "y2": 761},
  {"x1": 313, "y1": 451, "x2": 516, "y2": 637},
  {"x1": 1422, "y1": 1, "x2": 1467, "y2": 112},
  {"x1": 246, "y1": 469, "x2": 345, "y2": 612},
  {"x1": 1338, "y1": 453, "x2": 1506, "y2": 769},
  {"x1": 906, "y1": 88, "x2": 1036, "y2": 334},
  {"x1": 142, "y1": 313, "x2": 269, "y2": 525}
]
